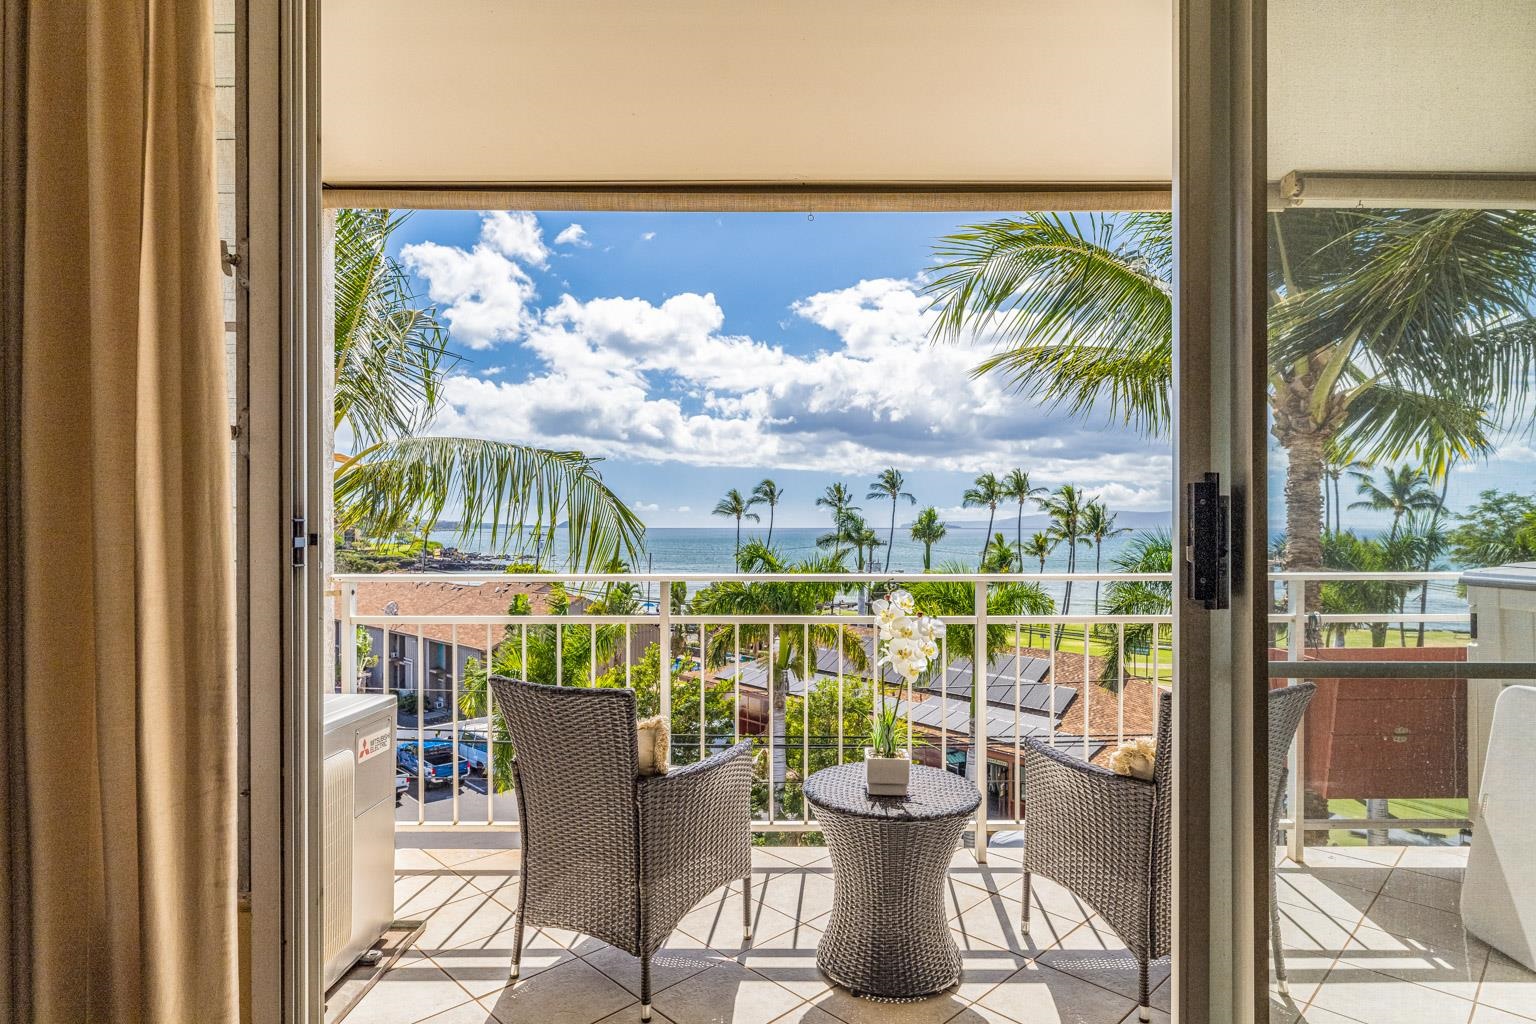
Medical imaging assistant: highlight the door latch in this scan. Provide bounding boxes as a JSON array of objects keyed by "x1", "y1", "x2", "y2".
[
  {"x1": 292, "y1": 516, "x2": 307, "y2": 567},
  {"x1": 1184, "y1": 472, "x2": 1230, "y2": 610}
]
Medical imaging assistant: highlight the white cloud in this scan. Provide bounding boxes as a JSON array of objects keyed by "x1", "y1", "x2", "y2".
[
  {"x1": 477, "y1": 366, "x2": 504, "y2": 377},
  {"x1": 554, "y1": 223, "x2": 590, "y2": 247},
  {"x1": 671, "y1": 505, "x2": 692, "y2": 513},
  {"x1": 416, "y1": 214, "x2": 1170, "y2": 504},
  {"x1": 641, "y1": 231, "x2": 657, "y2": 241},
  {"x1": 399, "y1": 240, "x2": 538, "y2": 350},
  {"x1": 480, "y1": 211, "x2": 549, "y2": 267},
  {"x1": 632, "y1": 500, "x2": 660, "y2": 512}
]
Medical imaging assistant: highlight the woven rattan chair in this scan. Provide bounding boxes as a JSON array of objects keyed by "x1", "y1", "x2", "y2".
[
  {"x1": 490, "y1": 676, "x2": 754, "y2": 1022},
  {"x1": 1021, "y1": 683, "x2": 1315, "y2": 1021}
]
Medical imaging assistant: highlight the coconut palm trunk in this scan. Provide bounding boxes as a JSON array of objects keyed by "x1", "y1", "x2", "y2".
[{"x1": 1272, "y1": 372, "x2": 1336, "y2": 630}]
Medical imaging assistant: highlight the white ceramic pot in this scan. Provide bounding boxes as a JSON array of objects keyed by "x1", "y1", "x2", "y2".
[{"x1": 864, "y1": 749, "x2": 911, "y2": 796}]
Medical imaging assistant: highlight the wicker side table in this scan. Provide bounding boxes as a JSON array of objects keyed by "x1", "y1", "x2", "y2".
[{"x1": 803, "y1": 763, "x2": 981, "y2": 999}]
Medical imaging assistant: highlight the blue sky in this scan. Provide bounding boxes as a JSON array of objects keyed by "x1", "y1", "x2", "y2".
[{"x1": 383, "y1": 210, "x2": 1536, "y2": 532}]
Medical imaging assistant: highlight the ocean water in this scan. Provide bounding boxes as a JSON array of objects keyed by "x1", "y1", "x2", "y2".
[
  {"x1": 424, "y1": 522, "x2": 1470, "y2": 620},
  {"x1": 429, "y1": 523, "x2": 1159, "y2": 575}
]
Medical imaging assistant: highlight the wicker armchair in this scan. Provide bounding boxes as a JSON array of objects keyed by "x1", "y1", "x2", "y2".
[
  {"x1": 1020, "y1": 683, "x2": 1315, "y2": 1021},
  {"x1": 490, "y1": 677, "x2": 754, "y2": 1022}
]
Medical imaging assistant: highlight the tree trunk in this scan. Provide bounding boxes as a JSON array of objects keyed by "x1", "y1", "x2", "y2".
[
  {"x1": 1093, "y1": 545, "x2": 1103, "y2": 613},
  {"x1": 1016, "y1": 506, "x2": 1025, "y2": 573},
  {"x1": 982, "y1": 509, "x2": 996, "y2": 560},
  {"x1": 1272, "y1": 376, "x2": 1334, "y2": 625},
  {"x1": 887, "y1": 501, "x2": 896, "y2": 572},
  {"x1": 766, "y1": 506, "x2": 774, "y2": 548}
]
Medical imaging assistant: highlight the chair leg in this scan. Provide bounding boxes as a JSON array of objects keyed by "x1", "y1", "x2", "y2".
[
  {"x1": 1137, "y1": 957, "x2": 1150, "y2": 1022},
  {"x1": 1271, "y1": 889, "x2": 1289, "y2": 994},
  {"x1": 640, "y1": 953, "x2": 652, "y2": 1021},
  {"x1": 509, "y1": 884, "x2": 527, "y2": 981},
  {"x1": 742, "y1": 871, "x2": 753, "y2": 942},
  {"x1": 1021, "y1": 871, "x2": 1031, "y2": 933}
]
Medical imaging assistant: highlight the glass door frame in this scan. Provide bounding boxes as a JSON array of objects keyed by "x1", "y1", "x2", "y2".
[{"x1": 1172, "y1": 0, "x2": 1270, "y2": 1020}]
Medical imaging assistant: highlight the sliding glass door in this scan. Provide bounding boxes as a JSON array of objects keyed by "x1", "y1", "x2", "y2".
[{"x1": 1262, "y1": 4, "x2": 1536, "y2": 1021}]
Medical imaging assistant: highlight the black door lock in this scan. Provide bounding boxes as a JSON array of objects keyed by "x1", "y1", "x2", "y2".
[{"x1": 1185, "y1": 472, "x2": 1230, "y2": 610}]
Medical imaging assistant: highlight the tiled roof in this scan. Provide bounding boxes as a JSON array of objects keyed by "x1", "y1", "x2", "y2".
[{"x1": 345, "y1": 578, "x2": 584, "y2": 650}]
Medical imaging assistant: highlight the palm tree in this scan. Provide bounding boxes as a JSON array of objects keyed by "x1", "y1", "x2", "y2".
[
  {"x1": 815, "y1": 483, "x2": 859, "y2": 558},
  {"x1": 961, "y1": 472, "x2": 1005, "y2": 562},
  {"x1": 1082, "y1": 502, "x2": 1132, "y2": 613},
  {"x1": 1100, "y1": 531, "x2": 1173, "y2": 686},
  {"x1": 981, "y1": 532, "x2": 1017, "y2": 574},
  {"x1": 1023, "y1": 531, "x2": 1056, "y2": 573},
  {"x1": 909, "y1": 507, "x2": 948, "y2": 570},
  {"x1": 1040, "y1": 485, "x2": 1093, "y2": 616},
  {"x1": 332, "y1": 209, "x2": 643, "y2": 568},
  {"x1": 750, "y1": 479, "x2": 784, "y2": 547},
  {"x1": 926, "y1": 210, "x2": 1536, "y2": 601},
  {"x1": 712, "y1": 487, "x2": 760, "y2": 558},
  {"x1": 1001, "y1": 469, "x2": 1047, "y2": 572},
  {"x1": 853, "y1": 524, "x2": 884, "y2": 574},
  {"x1": 867, "y1": 467, "x2": 916, "y2": 572},
  {"x1": 1347, "y1": 464, "x2": 1439, "y2": 538}
]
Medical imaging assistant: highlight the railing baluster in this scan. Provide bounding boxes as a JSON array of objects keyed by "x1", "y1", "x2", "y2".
[
  {"x1": 590, "y1": 622, "x2": 597, "y2": 686},
  {"x1": 485, "y1": 623, "x2": 494, "y2": 826},
  {"x1": 555, "y1": 622, "x2": 563, "y2": 686},
  {"x1": 625, "y1": 623, "x2": 632, "y2": 692},
  {"x1": 973, "y1": 580, "x2": 988, "y2": 863},
  {"x1": 340, "y1": 581, "x2": 358, "y2": 694},
  {"x1": 659, "y1": 578, "x2": 672, "y2": 761},
  {"x1": 939, "y1": 632, "x2": 948, "y2": 773},
  {"x1": 1117, "y1": 622, "x2": 1125, "y2": 745},
  {"x1": 451, "y1": 624, "x2": 460, "y2": 826},
  {"x1": 416, "y1": 629, "x2": 425, "y2": 826},
  {"x1": 836, "y1": 627, "x2": 844, "y2": 766},
  {"x1": 700, "y1": 624, "x2": 708, "y2": 761},
  {"x1": 1288, "y1": 582, "x2": 1308, "y2": 863},
  {"x1": 766, "y1": 623, "x2": 775, "y2": 824},
  {"x1": 1048, "y1": 631, "x2": 1058, "y2": 750},
  {"x1": 732, "y1": 624, "x2": 741, "y2": 745},
  {"x1": 1013, "y1": 628, "x2": 1022, "y2": 823},
  {"x1": 1082, "y1": 631, "x2": 1091, "y2": 762},
  {"x1": 803, "y1": 624, "x2": 811, "y2": 826}
]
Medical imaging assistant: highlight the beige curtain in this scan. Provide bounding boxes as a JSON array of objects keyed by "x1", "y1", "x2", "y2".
[{"x1": 4, "y1": 0, "x2": 239, "y2": 1021}]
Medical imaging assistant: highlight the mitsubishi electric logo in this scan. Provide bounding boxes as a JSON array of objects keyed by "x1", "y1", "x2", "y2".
[{"x1": 358, "y1": 727, "x2": 391, "y2": 763}]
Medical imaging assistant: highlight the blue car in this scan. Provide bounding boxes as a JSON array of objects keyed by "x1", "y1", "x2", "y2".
[{"x1": 396, "y1": 740, "x2": 471, "y2": 787}]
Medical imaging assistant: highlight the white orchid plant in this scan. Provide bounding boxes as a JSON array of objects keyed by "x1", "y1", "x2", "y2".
[{"x1": 868, "y1": 589, "x2": 945, "y2": 759}]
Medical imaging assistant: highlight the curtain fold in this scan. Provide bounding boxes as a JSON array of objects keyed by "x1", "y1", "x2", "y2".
[{"x1": 11, "y1": 0, "x2": 238, "y2": 1021}]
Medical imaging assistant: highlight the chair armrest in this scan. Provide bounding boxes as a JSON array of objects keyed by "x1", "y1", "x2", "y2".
[
  {"x1": 635, "y1": 740, "x2": 754, "y2": 951},
  {"x1": 1021, "y1": 737, "x2": 1157, "y2": 949}
]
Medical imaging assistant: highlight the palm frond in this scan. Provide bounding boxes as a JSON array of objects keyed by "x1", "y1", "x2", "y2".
[
  {"x1": 926, "y1": 213, "x2": 1173, "y2": 434},
  {"x1": 333, "y1": 209, "x2": 457, "y2": 442},
  {"x1": 335, "y1": 436, "x2": 644, "y2": 568}
]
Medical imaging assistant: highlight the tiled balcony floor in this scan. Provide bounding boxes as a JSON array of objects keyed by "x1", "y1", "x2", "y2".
[{"x1": 346, "y1": 839, "x2": 1532, "y2": 1024}]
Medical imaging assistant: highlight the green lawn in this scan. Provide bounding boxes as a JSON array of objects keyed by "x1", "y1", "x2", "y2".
[{"x1": 1321, "y1": 796, "x2": 1469, "y2": 846}]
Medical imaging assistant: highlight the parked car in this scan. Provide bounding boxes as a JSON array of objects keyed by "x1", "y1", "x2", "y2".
[
  {"x1": 396, "y1": 740, "x2": 470, "y2": 787},
  {"x1": 458, "y1": 732, "x2": 491, "y2": 776},
  {"x1": 395, "y1": 770, "x2": 409, "y2": 805}
]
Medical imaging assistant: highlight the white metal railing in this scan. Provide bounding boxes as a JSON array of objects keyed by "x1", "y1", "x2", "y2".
[
  {"x1": 1267, "y1": 570, "x2": 1472, "y2": 858},
  {"x1": 336, "y1": 570, "x2": 1175, "y2": 853},
  {"x1": 334, "y1": 568, "x2": 1474, "y2": 853}
]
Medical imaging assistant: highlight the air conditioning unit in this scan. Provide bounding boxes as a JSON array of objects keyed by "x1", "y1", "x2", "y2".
[{"x1": 322, "y1": 693, "x2": 398, "y2": 990}]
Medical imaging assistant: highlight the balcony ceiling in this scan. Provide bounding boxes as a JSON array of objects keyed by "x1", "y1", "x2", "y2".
[{"x1": 321, "y1": 0, "x2": 1535, "y2": 194}]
